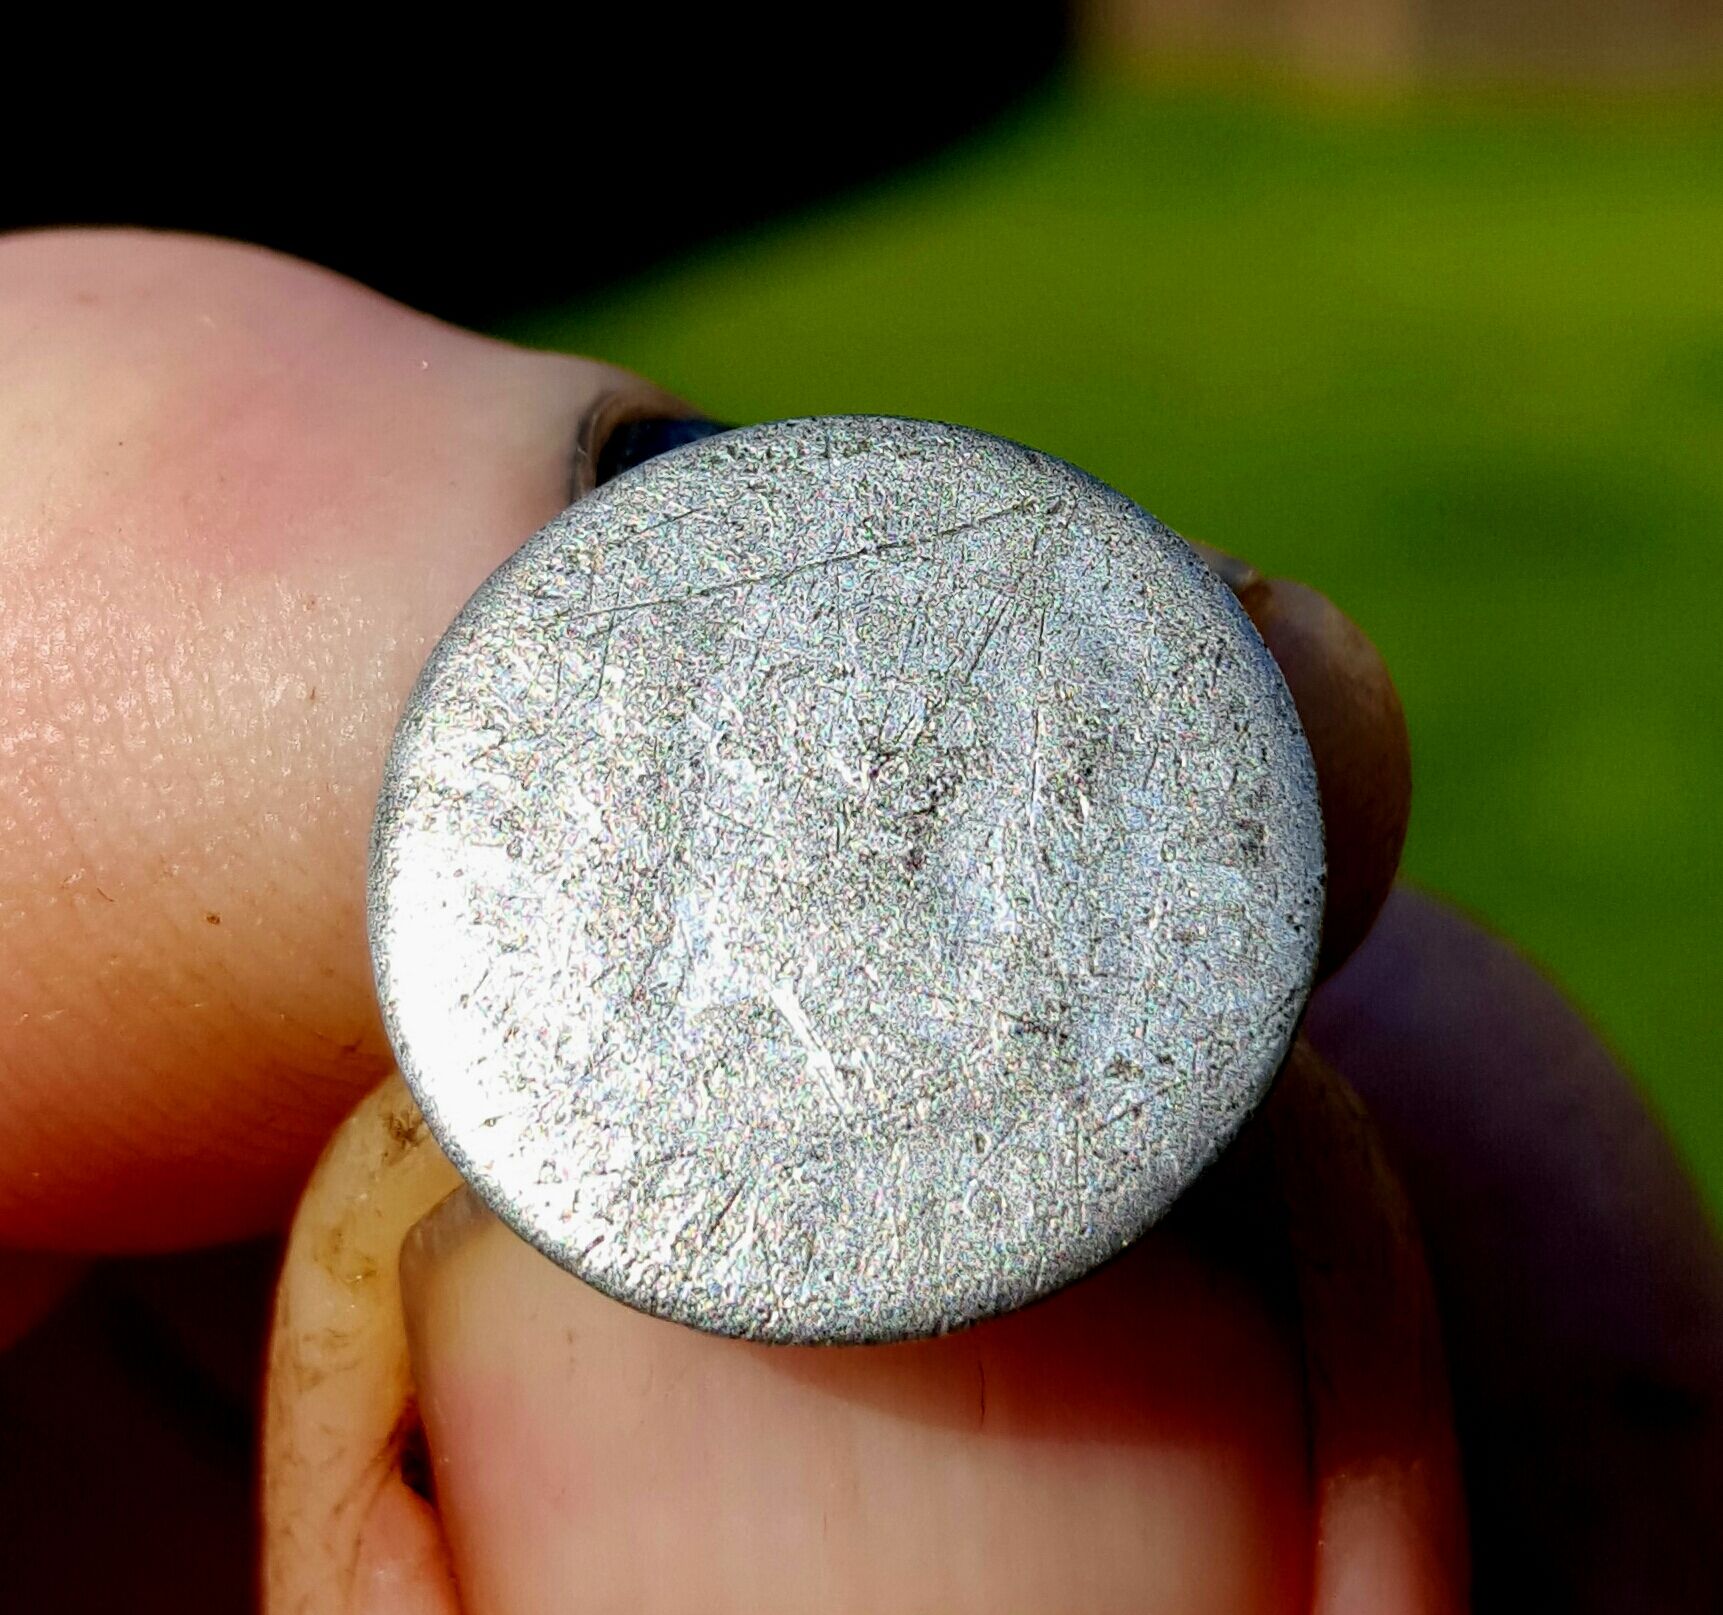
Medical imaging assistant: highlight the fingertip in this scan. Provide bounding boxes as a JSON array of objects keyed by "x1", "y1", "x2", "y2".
[
  {"x1": 350, "y1": 1474, "x2": 462, "y2": 1615},
  {"x1": 1187, "y1": 536, "x2": 1412, "y2": 978},
  {"x1": 0, "y1": 230, "x2": 680, "y2": 1252},
  {"x1": 1243, "y1": 577, "x2": 1412, "y2": 978}
]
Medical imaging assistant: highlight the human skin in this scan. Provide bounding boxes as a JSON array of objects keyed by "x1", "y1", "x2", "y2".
[{"x1": 0, "y1": 229, "x2": 1717, "y2": 1613}]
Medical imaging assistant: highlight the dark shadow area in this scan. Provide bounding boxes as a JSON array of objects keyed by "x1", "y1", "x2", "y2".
[
  {"x1": 0, "y1": 1243, "x2": 279, "y2": 1614},
  {"x1": 3, "y1": 11, "x2": 1067, "y2": 325}
]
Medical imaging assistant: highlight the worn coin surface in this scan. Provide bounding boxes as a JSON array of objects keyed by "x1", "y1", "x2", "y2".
[{"x1": 369, "y1": 417, "x2": 1324, "y2": 1343}]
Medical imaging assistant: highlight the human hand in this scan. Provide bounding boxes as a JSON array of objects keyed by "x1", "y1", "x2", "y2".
[{"x1": 2, "y1": 229, "x2": 1717, "y2": 1614}]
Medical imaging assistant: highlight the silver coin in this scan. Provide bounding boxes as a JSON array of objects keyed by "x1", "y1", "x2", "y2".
[{"x1": 369, "y1": 416, "x2": 1323, "y2": 1343}]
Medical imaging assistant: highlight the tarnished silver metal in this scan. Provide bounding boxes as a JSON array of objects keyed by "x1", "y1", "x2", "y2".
[{"x1": 369, "y1": 417, "x2": 1323, "y2": 1343}]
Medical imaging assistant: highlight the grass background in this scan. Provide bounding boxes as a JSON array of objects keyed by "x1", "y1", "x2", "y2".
[{"x1": 508, "y1": 67, "x2": 1723, "y2": 1205}]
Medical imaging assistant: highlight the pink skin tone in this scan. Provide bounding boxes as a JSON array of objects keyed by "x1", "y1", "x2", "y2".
[
  {"x1": 397, "y1": 1047, "x2": 1459, "y2": 1615},
  {"x1": 8, "y1": 226, "x2": 1713, "y2": 1613},
  {"x1": 0, "y1": 228, "x2": 1460, "y2": 1614},
  {"x1": 406, "y1": 1209, "x2": 1310, "y2": 1615},
  {"x1": 0, "y1": 230, "x2": 665, "y2": 1250}
]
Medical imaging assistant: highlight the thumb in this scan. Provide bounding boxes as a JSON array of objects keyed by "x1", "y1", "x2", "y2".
[{"x1": 0, "y1": 229, "x2": 684, "y2": 1251}]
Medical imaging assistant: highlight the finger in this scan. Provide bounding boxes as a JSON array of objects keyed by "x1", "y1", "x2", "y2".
[
  {"x1": 264, "y1": 1043, "x2": 1462, "y2": 1615},
  {"x1": 1258, "y1": 1042, "x2": 1465, "y2": 1614},
  {"x1": 1306, "y1": 888, "x2": 1723, "y2": 1612},
  {"x1": 1191, "y1": 543, "x2": 1412, "y2": 978},
  {"x1": 0, "y1": 227, "x2": 1404, "y2": 1260},
  {"x1": 0, "y1": 229, "x2": 683, "y2": 1251},
  {"x1": 277, "y1": 1093, "x2": 1311, "y2": 1615},
  {"x1": 399, "y1": 1199, "x2": 1308, "y2": 1614}
]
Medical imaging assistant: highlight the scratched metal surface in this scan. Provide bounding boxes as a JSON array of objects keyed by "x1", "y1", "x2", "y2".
[{"x1": 369, "y1": 417, "x2": 1323, "y2": 1342}]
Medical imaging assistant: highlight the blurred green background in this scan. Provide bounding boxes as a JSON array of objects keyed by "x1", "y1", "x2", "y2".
[{"x1": 509, "y1": 65, "x2": 1723, "y2": 1206}]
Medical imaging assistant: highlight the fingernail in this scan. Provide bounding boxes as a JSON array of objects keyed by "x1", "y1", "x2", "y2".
[
  {"x1": 263, "y1": 1076, "x2": 463, "y2": 1615},
  {"x1": 594, "y1": 416, "x2": 730, "y2": 487},
  {"x1": 1187, "y1": 537, "x2": 1269, "y2": 608}
]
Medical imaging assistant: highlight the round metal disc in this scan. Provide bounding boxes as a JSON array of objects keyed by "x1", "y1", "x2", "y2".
[{"x1": 369, "y1": 416, "x2": 1323, "y2": 1343}]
